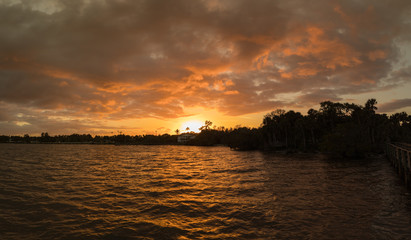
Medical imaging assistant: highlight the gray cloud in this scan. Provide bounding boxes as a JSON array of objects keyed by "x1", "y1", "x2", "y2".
[
  {"x1": 379, "y1": 99, "x2": 411, "y2": 113},
  {"x1": 0, "y1": 0, "x2": 410, "y2": 134}
]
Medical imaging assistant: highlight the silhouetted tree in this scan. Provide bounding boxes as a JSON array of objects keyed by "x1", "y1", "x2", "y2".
[
  {"x1": 3, "y1": 98, "x2": 409, "y2": 158},
  {"x1": 40, "y1": 132, "x2": 51, "y2": 142},
  {"x1": 199, "y1": 120, "x2": 213, "y2": 131},
  {"x1": 23, "y1": 134, "x2": 30, "y2": 143}
]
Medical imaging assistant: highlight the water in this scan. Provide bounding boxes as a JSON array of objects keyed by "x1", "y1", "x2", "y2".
[{"x1": 0, "y1": 144, "x2": 410, "y2": 239}]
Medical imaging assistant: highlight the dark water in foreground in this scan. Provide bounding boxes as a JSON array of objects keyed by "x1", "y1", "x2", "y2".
[{"x1": 0, "y1": 144, "x2": 410, "y2": 239}]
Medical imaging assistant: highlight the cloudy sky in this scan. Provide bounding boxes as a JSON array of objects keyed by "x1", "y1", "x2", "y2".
[{"x1": 1, "y1": 0, "x2": 411, "y2": 135}]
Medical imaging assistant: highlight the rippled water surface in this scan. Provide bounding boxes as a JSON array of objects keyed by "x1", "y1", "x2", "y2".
[{"x1": 1, "y1": 144, "x2": 411, "y2": 239}]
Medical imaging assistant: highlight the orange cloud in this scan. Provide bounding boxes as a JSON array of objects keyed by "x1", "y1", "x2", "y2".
[
  {"x1": 0, "y1": 0, "x2": 410, "y2": 135},
  {"x1": 224, "y1": 90, "x2": 239, "y2": 95},
  {"x1": 368, "y1": 50, "x2": 386, "y2": 61}
]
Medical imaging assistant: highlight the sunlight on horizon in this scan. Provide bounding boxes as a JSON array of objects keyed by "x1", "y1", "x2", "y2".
[
  {"x1": 180, "y1": 120, "x2": 203, "y2": 133},
  {"x1": 1, "y1": 0, "x2": 410, "y2": 136}
]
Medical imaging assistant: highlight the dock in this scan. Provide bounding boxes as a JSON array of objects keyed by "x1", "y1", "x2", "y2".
[{"x1": 386, "y1": 143, "x2": 411, "y2": 189}]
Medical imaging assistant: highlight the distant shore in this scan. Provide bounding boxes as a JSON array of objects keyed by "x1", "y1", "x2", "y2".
[{"x1": 2, "y1": 99, "x2": 410, "y2": 158}]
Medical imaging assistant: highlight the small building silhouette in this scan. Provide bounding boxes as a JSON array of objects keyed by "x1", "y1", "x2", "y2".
[{"x1": 177, "y1": 133, "x2": 196, "y2": 143}]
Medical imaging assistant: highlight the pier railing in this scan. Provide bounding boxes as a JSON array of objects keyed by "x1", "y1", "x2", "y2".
[{"x1": 386, "y1": 143, "x2": 411, "y2": 189}]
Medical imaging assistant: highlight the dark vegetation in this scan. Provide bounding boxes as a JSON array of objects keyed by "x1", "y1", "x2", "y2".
[{"x1": 1, "y1": 99, "x2": 410, "y2": 157}]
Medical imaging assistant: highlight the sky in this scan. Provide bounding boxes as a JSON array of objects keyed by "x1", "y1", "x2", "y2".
[{"x1": 1, "y1": 0, "x2": 411, "y2": 136}]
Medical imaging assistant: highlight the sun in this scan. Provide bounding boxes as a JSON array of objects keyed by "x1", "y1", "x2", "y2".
[{"x1": 180, "y1": 120, "x2": 203, "y2": 133}]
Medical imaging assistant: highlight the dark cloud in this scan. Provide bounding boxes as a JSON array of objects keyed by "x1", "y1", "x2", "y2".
[
  {"x1": 0, "y1": 0, "x2": 410, "y2": 134},
  {"x1": 379, "y1": 99, "x2": 411, "y2": 113}
]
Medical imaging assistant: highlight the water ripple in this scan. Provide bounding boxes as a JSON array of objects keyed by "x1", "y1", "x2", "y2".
[{"x1": 1, "y1": 144, "x2": 411, "y2": 239}]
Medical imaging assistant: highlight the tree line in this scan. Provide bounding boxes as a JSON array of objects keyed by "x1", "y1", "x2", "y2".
[
  {"x1": 1, "y1": 99, "x2": 410, "y2": 157},
  {"x1": 191, "y1": 99, "x2": 410, "y2": 157},
  {"x1": 0, "y1": 132, "x2": 178, "y2": 145}
]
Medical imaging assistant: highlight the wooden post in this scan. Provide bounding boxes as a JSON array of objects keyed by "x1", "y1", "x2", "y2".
[{"x1": 387, "y1": 143, "x2": 411, "y2": 189}]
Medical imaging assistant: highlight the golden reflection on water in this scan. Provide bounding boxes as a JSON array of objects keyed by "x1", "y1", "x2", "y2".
[{"x1": 1, "y1": 144, "x2": 411, "y2": 239}]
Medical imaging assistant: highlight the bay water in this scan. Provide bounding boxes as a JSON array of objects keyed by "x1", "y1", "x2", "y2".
[{"x1": 1, "y1": 144, "x2": 410, "y2": 239}]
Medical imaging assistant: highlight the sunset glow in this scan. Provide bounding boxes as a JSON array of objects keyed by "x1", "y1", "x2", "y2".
[
  {"x1": 0, "y1": 0, "x2": 410, "y2": 136},
  {"x1": 1, "y1": 2, "x2": 411, "y2": 237},
  {"x1": 180, "y1": 120, "x2": 203, "y2": 133}
]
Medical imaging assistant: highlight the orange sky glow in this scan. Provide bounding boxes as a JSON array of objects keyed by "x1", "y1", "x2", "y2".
[{"x1": 0, "y1": 0, "x2": 411, "y2": 136}]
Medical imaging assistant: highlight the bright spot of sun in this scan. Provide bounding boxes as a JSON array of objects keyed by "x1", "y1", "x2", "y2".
[{"x1": 180, "y1": 120, "x2": 203, "y2": 133}]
